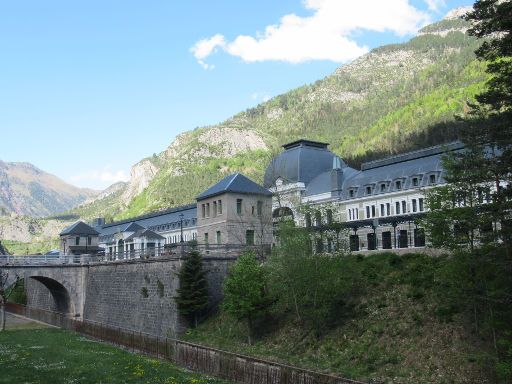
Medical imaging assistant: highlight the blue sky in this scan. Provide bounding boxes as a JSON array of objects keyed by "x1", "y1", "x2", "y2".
[{"x1": 0, "y1": 0, "x2": 473, "y2": 190}]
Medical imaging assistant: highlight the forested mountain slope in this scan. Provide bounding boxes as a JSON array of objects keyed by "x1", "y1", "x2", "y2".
[{"x1": 70, "y1": 12, "x2": 486, "y2": 221}]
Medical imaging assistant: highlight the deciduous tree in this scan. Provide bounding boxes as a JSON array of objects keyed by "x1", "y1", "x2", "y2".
[{"x1": 222, "y1": 251, "x2": 268, "y2": 344}]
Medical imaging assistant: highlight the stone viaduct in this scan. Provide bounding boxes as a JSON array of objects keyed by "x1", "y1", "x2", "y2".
[{"x1": 1, "y1": 255, "x2": 235, "y2": 337}]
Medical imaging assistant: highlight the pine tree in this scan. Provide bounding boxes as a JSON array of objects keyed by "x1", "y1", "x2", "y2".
[
  {"x1": 423, "y1": 4, "x2": 512, "y2": 377},
  {"x1": 175, "y1": 250, "x2": 209, "y2": 328},
  {"x1": 451, "y1": 0, "x2": 512, "y2": 257}
]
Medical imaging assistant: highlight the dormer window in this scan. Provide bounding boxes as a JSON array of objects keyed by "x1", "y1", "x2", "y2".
[
  {"x1": 429, "y1": 174, "x2": 436, "y2": 184},
  {"x1": 395, "y1": 180, "x2": 402, "y2": 190},
  {"x1": 366, "y1": 186, "x2": 372, "y2": 195},
  {"x1": 412, "y1": 177, "x2": 419, "y2": 187},
  {"x1": 349, "y1": 190, "x2": 354, "y2": 198},
  {"x1": 380, "y1": 183, "x2": 386, "y2": 192}
]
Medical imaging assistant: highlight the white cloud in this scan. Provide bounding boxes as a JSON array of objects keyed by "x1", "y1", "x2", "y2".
[
  {"x1": 192, "y1": 0, "x2": 431, "y2": 67},
  {"x1": 190, "y1": 34, "x2": 226, "y2": 70},
  {"x1": 70, "y1": 166, "x2": 129, "y2": 189},
  {"x1": 424, "y1": 0, "x2": 446, "y2": 12}
]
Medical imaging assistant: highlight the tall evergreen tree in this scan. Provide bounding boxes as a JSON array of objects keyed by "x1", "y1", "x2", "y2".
[
  {"x1": 450, "y1": 0, "x2": 512, "y2": 257},
  {"x1": 175, "y1": 250, "x2": 209, "y2": 328},
  {"x1": 424, "y1": 3, "x2": 512, "y2": 378}
]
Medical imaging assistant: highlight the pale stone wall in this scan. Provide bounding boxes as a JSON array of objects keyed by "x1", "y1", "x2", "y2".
[{"x1": 197, "y1": 193, "x2": 272, "y2": 246}]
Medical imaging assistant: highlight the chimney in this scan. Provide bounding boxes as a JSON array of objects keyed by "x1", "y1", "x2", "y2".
[
  {"x1": 92, "y1": 217, "x2": 105, "y2": 227},
  {"x1": 331, "y1": 156, "x2": 343, "y2": 198}
]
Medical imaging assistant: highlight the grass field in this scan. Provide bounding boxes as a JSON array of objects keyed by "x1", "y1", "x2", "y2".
[{"x1": 0, "y1": 326, "x2": 231, "y2": 384}]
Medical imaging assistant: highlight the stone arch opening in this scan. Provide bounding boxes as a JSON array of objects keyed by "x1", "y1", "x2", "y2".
[
  {"x1": 272, "y1": 207, "x2": 294, "y2": 221},
  {"x1": 29, "y1": 276, "x2": 74, "y2": 315}
]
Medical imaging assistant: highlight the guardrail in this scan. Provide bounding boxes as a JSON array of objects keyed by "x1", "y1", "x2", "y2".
[
  {"x1": 0, "y1": 244, "x2": 271, "y2": 266},
  {"x1": 6, "y1": 303, "x2": 364, "y2": 384}
]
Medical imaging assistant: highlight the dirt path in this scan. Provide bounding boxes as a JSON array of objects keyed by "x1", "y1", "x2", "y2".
[{"x1": 3, "y1": 312, "x2": 49, "y2": 330}]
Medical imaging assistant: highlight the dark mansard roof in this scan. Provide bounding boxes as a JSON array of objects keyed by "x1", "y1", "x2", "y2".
[
  {"x1": 264, "y1": 140, "x2": 347, "y2": 188},
  {"x1": 197, "y1": 173, "x2": 272, "y2": 201}
]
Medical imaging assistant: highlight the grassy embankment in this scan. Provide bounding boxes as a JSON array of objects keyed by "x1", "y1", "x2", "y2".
[
  {"x1": 184, "y1": 252, "x2": 496, "y2": 383},
  {"x1": 0, "y1": 326, "x2": 230, "y2": 384}
]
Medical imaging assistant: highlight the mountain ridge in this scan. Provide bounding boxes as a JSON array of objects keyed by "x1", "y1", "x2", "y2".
[
  {"x1": 0, "y1": 160, "x2": 99, "y2": 218},
  {"x1": 62, "y1": 9, "x2": 487, "y2": 222}
]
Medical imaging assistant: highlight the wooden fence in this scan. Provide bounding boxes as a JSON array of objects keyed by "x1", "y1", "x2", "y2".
[{"x1": 6, "y1": 303, "x2": 365, "y2": 384}]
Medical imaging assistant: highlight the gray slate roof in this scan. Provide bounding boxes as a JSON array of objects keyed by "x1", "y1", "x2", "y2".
[
  {"x1": 125, "y1": 229, "x2": 165, "y2": 241},
  {"x1": 197, "y1": 173, "x2": 272, "y2": 201},
  {"x1": 97, "y1": 204, "x2": 197, "y2": 242},
  {"x1": 61, "y1": 221, "x2": 99, "y2": 236},
  {"x1": 302, "y1": 142, "x2": 464, "y2": 199},
  {"x1": 123, "y1": 222, "x2": 145, "y2": 233}
]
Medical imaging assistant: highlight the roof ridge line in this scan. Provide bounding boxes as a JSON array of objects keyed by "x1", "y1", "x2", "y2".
[{"x1": 225, "y1": 173, "x2": 239, "y2": 190}]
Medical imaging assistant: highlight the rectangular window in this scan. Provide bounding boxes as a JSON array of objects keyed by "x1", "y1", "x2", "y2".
[
  {"x1": 419, "y1": 198, "x2": 424, "y2": 211},
  {"x1": 251, "y1": 206, "x2": 255, "y2": 215},
  {"x1": 349, "y1": 190, "x2": 354, "y2": 198},
  {"x1": 326, "y1": 209, "x2": 333, "y2": 224},
  {"x1": 88, "y1": 236, "x2": 92, "y2": 245},
  {"x1": 412, "y1": 199, "x2": 417, "y2": 212},
  {"x1": 349, "y1": 209, "x2": 352, "y2": 220},
  {"x1": 380, "y1": 204, "x2": 385, "y2": 216},
  {"x1": 75, "y1": 236, "x2": 80, "y2": 246},
  {"x1": 429, "y1": 174, "x2": 436, "y2": 184},
  {"x1": 402, "y1": 201, "x2": 407, "y2": 214},
  {"x1": 380, "y1": 183, "x2": 386, "y2": 192},
  {"x1": 386, "y1": 203, "x2": 390, "y2": 216},
  {"x1": 382, "y1": 231, "x2": 392, "y2": 249},
  {"x1": 396, "y1": 180, "x2": 402, "y2": 190},
  {"x1": 366, "y1": 186, "x2": 372, "y2": 195},
  {"x1": 366, "y1": 206, "x2": 370, "y2": 218},
  {"x1": 204, "y1": 233, "x2": 209, "y2": 244},
  {"x1": 371, "y1": 205, "x2": 376, "y2": 217},
  {"x1": 246, "y1": 230, "x2": 255, "y2": 245},
  {"x1": 356, "y1": 208, "x2": 359, "y2": 219},
  {"x1": 218, "y1": 200, "x2": 222, "y2": 214},
  {"x1": 395, "y1": 201, "x2": 400, "y2": 215},
  {"x1": 206, "y1": 203, "x2": 210, "y2": 217},
  {"x1": 412, "y1": 177, "x2": 419, "y2": 187},
  {"x1": 216, "y1": 231, "x2": 221, "y2": 244},
  {"x1": 201, "y1": 204, "x2": 205, "y2": 218},
  {"x1": 213, "y1": 201, "x2": 217, "y2": 217},
  {"x1": 257, "y1": 201, "x2": 263, "y2": 216},
  {"x1": 236, "y1": 199, "x2": 242, "y2": 214}
]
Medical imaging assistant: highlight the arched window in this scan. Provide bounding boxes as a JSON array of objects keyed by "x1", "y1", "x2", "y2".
[
  {"x1": 314, "y1": 211, "x2": 322, "y2": 227},
  {"x1": 305, "y1": 212, "x2": 312, "y2": 228}
]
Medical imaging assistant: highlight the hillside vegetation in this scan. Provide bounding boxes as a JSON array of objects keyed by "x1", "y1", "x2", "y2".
[
  {"x1": 184, "y1": 252, "x2": 497, "y2": 383},
  {"x1": 67, "y1": 16, "x2": 488, "y2": 221}
]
